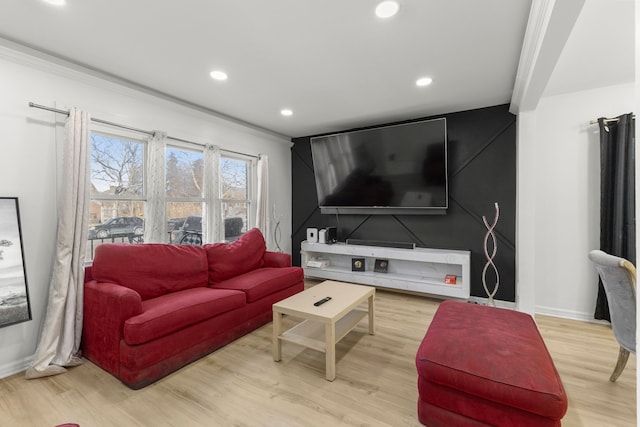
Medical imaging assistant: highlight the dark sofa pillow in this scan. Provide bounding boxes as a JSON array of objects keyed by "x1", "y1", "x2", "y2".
[{"x1": 204, "y1": 228, "x2": 266, "y2": 283}]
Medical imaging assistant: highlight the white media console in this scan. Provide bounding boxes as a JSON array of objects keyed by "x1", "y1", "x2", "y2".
[{"x1": 300, "y1": 241, "x2": 471, "y2": 299}]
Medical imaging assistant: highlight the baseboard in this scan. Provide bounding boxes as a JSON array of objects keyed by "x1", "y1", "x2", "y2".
[
  {"x1": 464, "y1": 300, "x2": 608, "y2": 324},
  {"x1": 0, "y1": 355, "x2": 31, "y2": 380},
  {"x1": 467, "y1": 296, "x2": 517, "y2": 310},
  {"x1": 534, "y1": 305, "x2": 610, "y2": 324}
]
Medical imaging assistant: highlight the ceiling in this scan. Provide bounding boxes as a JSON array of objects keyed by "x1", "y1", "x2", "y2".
[
  {"x1": 543, "y1": 0, "x2": 635, "y2": 98},
  {"x1": 0, "y1": 1, "x2": 634, "y2": 139}
]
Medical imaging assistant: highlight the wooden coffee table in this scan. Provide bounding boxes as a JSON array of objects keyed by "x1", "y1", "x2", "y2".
[{"x1": 272, "y1": 280, "x2": 375, "y2": 381}]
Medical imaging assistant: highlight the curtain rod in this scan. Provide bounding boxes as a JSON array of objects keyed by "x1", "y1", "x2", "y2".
[
  {"x1": 589, "y1": 114, "x2": 635, "y2": 125},
  {"x1": 28, "y1": 102, "x2": 259, "y2": 159}
]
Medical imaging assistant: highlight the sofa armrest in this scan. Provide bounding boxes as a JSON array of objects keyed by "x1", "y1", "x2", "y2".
[
  {"x1": 263, "y1": 251, "x2": 291, "y2": 268},
  {"x1": 82, "y1": 280, "x2": 142, "y2": 376},
  {"x1": 84, "y1": 265, "x2": 94, "y2": 282}
]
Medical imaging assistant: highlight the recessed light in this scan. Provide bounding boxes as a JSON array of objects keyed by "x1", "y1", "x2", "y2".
[
  {"x1": 209, "y1": 70, "x2": 228, "y2": 81},
  {"x1": 375, "y1": 1, "x2": 400, "y2": 18},
  {"x1": 43, "y1": 0, "x2": 66, "y2": 5},
  {"x1": 281, "y1": 109, "x2": 293, "y2": 117},
  {"x1": 416, "y1": 77, "x2": 433, "y2": 87}
]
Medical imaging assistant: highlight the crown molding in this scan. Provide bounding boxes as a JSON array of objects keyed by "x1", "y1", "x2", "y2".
[{"x1": 0, "y1": 37, "x2": 291, "y2": 143}]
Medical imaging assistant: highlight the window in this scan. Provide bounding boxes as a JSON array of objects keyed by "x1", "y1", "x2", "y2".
[
  {"x1": 165, "y1": 146, "x2": 204, "y2": 244},
  {"x1": 88, "y1": 132, "x2": 145, "y2": 259},
  {"x1": 86, "y1": 130, "x2": 256, "y2": 260},
  {"x1": 163, "y1": 149, "x2": 253, "y2": 245},
  {"x1": 220, "y1": 156, "x2": 250, "y2": 241}
]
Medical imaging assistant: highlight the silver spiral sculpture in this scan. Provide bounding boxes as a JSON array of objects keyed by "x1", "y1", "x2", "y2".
[
  {"x1": 482, "y1": 202, "x2": 500, "y2": 306},
  {"x1": 272, "y1": 204, "x2": 282, "y2": 252}
]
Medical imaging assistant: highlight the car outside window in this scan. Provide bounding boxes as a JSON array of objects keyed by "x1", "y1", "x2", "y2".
[
  {"x1": 88, "y1": 132, "x2": 145, "y2": 260},
  {"x1": 86, "y1": 133, "x2": 257, "y2": 258},
  {"x1": 165, "y1": 146, "x2": 204, "y2": 243},
  {"x1": 220, "y1": 156, "x2": 249, "y2": 239}
]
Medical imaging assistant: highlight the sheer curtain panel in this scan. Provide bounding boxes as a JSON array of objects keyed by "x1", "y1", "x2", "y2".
[
  {"x1": 203, "y1": 145, "x2": 221, "y2": 243},
  {"x1": 26, "y1": 108, "x2": 90, "y2": 379},
  {"x1": 256, "y1": 154, "x2": 269, "y2": 247},
  {"x1": 144, "y1": 131, "x2": 167, "y2": 243}
]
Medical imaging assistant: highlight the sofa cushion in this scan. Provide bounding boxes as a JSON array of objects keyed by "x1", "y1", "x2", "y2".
[
  {"x1": 93, "y1": 243, "x2": 209, "y2": 300},
  {"x1": 124, "y1": 287, "x2": 246, "y2": 345},
  {"x1": 204, "y1": 228, "x2": 266, "y2": 283},
  {"x1": 418, "y1": 378, "x2": 561, "y2": 427},
  {"x1": 209, "y1": 267, "x2": 304, "y2": 303}
]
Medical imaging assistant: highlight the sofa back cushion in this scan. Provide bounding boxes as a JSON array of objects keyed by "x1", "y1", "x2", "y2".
[
  {"x1": 205, "y1": 228, "x2": 266, "y2": 283},
  {"x1": 92, "y1": 244, "x2": 208, "y2": 300}
]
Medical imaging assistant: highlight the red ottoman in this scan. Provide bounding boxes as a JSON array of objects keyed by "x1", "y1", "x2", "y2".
[{"x1": 416, "y1": 301, "x2": 568, "y2": 426}]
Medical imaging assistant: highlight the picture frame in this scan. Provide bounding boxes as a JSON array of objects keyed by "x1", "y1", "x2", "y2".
[
  {"x1": 351, "y1": 257, "x2": 365, "y2": 272},
  {"x1": 0, "y1": 198, "x2": 31, "y2": 328},
  {"x1": 374, "y1": 258, "x2": 389, "y2": 273}
]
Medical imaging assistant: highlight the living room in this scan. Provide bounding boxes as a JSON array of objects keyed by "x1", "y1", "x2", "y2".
[{"x1": 0, "y1": 0, "x2": 637, "y2": 426}]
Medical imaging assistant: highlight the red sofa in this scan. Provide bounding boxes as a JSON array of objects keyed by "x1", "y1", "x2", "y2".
[{"x1": 82, "y1": 228, "x2": 304, "y2": 389}]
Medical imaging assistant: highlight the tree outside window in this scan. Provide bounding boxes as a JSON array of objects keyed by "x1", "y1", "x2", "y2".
[
  {"x1": 220, "y1": 156, "x2": 249, "y2": 241},
  {"x1": 88, "y1": 133, "x2": 145, "y2": 260},
  {"x1": 87, "y1": 133, "x2": 255, "y2": 257},
  {"x1": 165, "y1": 146, "x2": 204, "y2": 244}
]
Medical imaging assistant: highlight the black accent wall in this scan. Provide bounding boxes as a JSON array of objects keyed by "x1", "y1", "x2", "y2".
[{"x1": 291, "y1": 104, "x2": 516, "y2": 302}]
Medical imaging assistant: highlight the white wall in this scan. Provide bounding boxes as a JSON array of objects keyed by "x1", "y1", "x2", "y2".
[
  {"x1": 0, "y1": 46, "x2": 293, "y2": 378},
  {"x1": 515, "y1": 110, "x2": 537, "y2": 316},
  {"x1": 518, "y1": 83, "x2": 634, "y2": 320}
]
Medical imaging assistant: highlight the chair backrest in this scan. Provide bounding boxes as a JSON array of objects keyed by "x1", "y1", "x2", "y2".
[{"x1": 588, "y1": 250, "x2": 636, "y2": 353}]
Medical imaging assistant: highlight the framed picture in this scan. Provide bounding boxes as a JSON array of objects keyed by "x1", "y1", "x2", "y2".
[
  {"x1": 0, "y1": 198, "x2": 31, "y2": 328},
  {"x1": 351, "y1": 257, "x2": 365, "y2": 272},
  {"x1": 374, "y1": 259, "x2": 389, "y2": 273}
]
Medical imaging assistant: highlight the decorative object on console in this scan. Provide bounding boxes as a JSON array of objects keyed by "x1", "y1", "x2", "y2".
[
  {"x1": 306, "y1": 227, "x2": 318, "y2": 243},
  {"x1": 317, "y1": 227, "x2": 337, "y2": 244},
  {"x1": 374, "y1": 259, "x2": 389, "y2": 273},
  {"x1": 482, "y1": 202, "x2": 500, "y2": 306},
  {"x1": 324, "y1": 226, "x2": 337, "y2": 244},
  {"x1": 444, "y1": 274, "x2": 457, "y2": 285},
  {"x1": 352, "y1": 257, "x2": 365, "y2": 272},
  {"x1": 306, "y1": 257, "x2": 329, "y2": 268}
]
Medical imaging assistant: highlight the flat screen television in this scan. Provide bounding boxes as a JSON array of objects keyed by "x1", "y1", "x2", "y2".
[{"x1": 310, "y1": 117, "x2": 447, "y2": 215}]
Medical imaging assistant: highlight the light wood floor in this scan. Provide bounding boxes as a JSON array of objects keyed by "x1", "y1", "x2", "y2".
[{"x1": 0, "y1": 284, "x2": 635, "y2": 426}]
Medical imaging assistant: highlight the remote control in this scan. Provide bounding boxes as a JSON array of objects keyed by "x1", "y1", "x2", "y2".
[{"x1": 314, "y1": 297, "x2": 332, "y2": 306}]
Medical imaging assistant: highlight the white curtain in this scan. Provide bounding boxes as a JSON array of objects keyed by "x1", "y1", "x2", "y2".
[
  {"x1": 256, "y1": 154, "x2": 269, "y2": 247},
  {"x1": 26, "y1": 108, "x2": 90, "y2": 379},
  {"x1": 144, "y1": 131, "x2": 167, "y2": 243},
  {"x1": 203, "y1": 144, "x2": 221, "y2": 243}
]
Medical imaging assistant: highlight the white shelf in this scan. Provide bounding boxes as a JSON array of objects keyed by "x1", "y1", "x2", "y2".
[
  {"x1": 279, "y1": 309, "x2": 368, "y2": 352},
  {"x1": 301, "y1": 241, "x2": 470, "y2": 299}
]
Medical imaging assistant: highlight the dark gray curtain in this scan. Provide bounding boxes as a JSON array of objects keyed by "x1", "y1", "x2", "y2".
[{"x1": 595, "y1": 113, "x2": 635, "y2": 321}]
